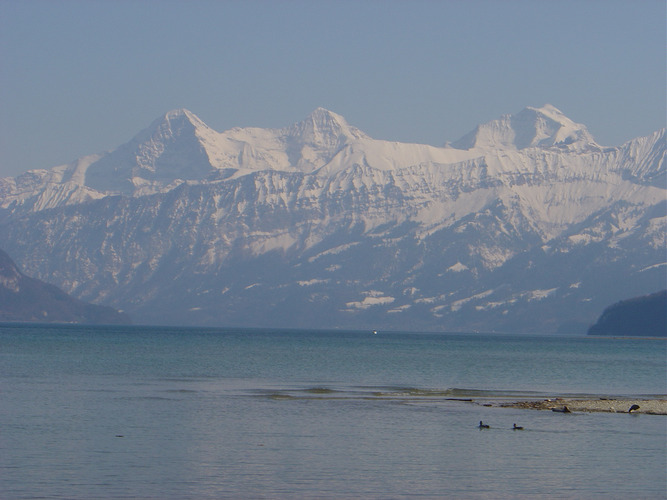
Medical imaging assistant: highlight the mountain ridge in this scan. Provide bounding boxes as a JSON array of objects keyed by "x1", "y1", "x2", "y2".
[
  {"x1": 0, "y1": 105, "x2": 664, "y2": 332},
  {"x1": 2, "y1": 105, "x2": 662, "y2": 207}
]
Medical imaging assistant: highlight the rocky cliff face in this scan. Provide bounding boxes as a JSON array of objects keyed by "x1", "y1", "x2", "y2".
[{"x1": 0, "y1": 106, "x2": 664, "y2": 332}]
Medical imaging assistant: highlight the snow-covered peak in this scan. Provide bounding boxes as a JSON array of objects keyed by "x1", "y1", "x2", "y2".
[
  {"x1": 142, "y1": 108, "x2": 212, "y2": 141},
  {"x1": 285, "y1": 108, "x2": 368, "y2": 146},
  {"x1": 452, "y1": 105, "x2": 599, "y2": 151},
  {"x1": 260, "y1": 108, "x2": 371, "y2": 173},
  {"x1": 83, "y1": 108, "x2": 216, "y2": 193},
  {"x1": 164, "y1": 108, "x2": 199, "y2": 121}
]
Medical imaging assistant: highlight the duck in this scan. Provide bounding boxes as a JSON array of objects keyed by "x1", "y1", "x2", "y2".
[
  {"x1": 513, "y1": 423, "x2": 523, "y2": 430},
  {"x1": 478, "y1": 421, "x2": 490, "y2": 429},
  {"x1": 628, "y1": 404, "x2": 640, "y2": 413}
]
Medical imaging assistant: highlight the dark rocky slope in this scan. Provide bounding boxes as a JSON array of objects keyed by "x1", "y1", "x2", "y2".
[
  {"x1": 588, "y1": 290, "x2": 666, "y2": 337},
  {"x1": 0, "y1": 248, "x2": 130, "y2": 324}
]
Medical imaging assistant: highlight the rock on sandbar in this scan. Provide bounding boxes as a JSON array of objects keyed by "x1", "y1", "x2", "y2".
[{"x1": 500, "y1": 399, "x2": 666, "y2": 415}]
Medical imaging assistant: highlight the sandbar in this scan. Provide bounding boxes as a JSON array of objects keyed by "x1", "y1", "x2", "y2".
[{"x1": 498, "y1": 398, "x2": 666, "y2": 415}]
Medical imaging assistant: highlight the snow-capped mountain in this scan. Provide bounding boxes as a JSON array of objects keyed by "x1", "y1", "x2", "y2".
[
  {"x1": 0, "y1": 105, "x2": 664, "y2": 332},
  {"x1": 451, "y1": 104, "x2": 600, "y2": 151}
]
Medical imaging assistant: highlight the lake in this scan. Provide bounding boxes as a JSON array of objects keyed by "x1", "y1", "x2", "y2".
[{"x1": 1, "y1": 324, "x2": 665, "y2": 498}]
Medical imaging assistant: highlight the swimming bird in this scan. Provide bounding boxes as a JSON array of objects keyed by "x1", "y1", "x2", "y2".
[
  {"x1": 478, "y1": 421, "x2": 490, "y2": 429},
  {"x1": 628, "y1": 404, "x2": 640, "y2": 413},
  {"x1": 513, "y1": 423, "x2": 523, "y2": 430}
]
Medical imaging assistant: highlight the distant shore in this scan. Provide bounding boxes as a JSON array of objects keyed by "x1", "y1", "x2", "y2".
[{"x1": 498, "y1": 398, "x2": 667, "y2": 415}]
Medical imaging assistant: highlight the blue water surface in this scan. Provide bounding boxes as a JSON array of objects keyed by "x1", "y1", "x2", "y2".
[{"x1": 1, "y1": 324, "x2": 665, "y2": 499}]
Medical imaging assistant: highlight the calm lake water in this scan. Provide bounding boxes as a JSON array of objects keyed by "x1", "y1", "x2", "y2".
[{"x1": 1, "y1": 324, "x2": 665, "y2": 499}]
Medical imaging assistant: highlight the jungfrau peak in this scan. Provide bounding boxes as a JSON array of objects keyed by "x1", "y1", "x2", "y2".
[
  {"x1": 0, "y1": 105, "x2": 663, "y2": 333},
  {"x1": 452, "y1": 104, "x2": 599, "y2": 151}
]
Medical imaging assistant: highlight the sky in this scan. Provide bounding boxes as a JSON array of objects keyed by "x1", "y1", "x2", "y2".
[{"x1": 0, "y1": 0, "x2": 665, "y2": 177}]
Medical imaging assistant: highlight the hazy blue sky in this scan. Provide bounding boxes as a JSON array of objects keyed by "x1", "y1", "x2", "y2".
[{"x1": 1, "y1": 0, "x2": 664, "y2": 177}]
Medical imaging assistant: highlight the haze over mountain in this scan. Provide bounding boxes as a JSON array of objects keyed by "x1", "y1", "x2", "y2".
[{"x1": 0, "y1": 105, "x2": 664, "y2": 332}]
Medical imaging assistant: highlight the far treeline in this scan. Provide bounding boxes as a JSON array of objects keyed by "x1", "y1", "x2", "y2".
[{"x1": 588, "y1": 290, "x2": 666, "y2": 337}]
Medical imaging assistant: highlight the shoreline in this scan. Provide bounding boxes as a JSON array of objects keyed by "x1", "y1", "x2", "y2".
[{"x1": 496, "y1": 398, "x2": 667, "y2": 415}]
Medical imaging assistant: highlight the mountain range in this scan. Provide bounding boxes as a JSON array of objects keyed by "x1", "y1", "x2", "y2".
[{"x1": 0, "y1": 105, "x2": 664, "y2": 332}]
